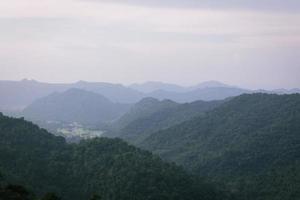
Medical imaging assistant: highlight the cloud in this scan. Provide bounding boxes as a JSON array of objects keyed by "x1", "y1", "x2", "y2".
[
  {"x1": 0, "y1": 0, "x2": 299, "y2": 88},
  {"x1": 89, "y1": 0, "x2": 300, "y2": 12}
]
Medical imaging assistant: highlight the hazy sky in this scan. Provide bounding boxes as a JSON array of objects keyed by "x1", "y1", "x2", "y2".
[{"x1": 0, "y1": 0, "x2": 300, "y2": 89}]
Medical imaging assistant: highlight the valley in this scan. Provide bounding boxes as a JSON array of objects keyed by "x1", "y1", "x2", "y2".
[
  {"x1": 1, "y1": 1, "x2": 299, "y2": 199},
  {"x1": 0, "y1": 85, "x2": 299, "y2": 199}
]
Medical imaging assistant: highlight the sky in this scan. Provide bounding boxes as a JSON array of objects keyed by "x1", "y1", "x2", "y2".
[{"x1": 0, "y1": 0, "x2": 300, "y2": 89}]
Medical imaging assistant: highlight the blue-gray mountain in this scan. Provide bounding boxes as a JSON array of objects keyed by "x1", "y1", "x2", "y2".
[
  {"x1": 130, "y1": 81, "x2": 231, "y2": 93},
  {"x1": 1, "y1": 79, "x2": 298, "y2": 112},
  {"x1": 0, "y1": 79, "x2": 143, "y2": 111},
  {"x1": 22, "y1": 88, "x2": 131, "y2": 126}
]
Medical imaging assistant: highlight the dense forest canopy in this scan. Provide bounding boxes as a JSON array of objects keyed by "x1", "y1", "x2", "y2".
[
  {"x1": 140, "y1": 93, "x2": 300, "y2": 200},
  {"x1": 0, "y1": 113, "x2": 230, "y2": 200},
  {"x1": 106, "y1": 97, "x2": 223, "y2": 144}
]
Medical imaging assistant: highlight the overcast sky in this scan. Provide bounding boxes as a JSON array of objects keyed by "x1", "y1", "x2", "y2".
[{"x1": 0, "y1": 0, "x2": 300, "y2": 89}]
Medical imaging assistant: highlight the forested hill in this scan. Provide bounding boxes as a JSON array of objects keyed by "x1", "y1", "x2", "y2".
[
  {"x1": 141, "y1": 93, "x2": 300, "y2": 200},
  {"x1": 109, "y1": 98, "x2": 223, "y2": 144},
  {"x1": 0, "y1": 113, "x2": 231, "y2": 200},
  {"x1": 112, "y1": 97, "x2": 179, "y2": 131}
]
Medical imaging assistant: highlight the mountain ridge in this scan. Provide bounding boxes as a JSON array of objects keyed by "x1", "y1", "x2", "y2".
[
  {"x1": 22, "y1": 88, "x2": 131, "y2": 126},
  {"x1": 106, "y1": 97, "x2": 224, "y2": 144},
  {"x1": 138, "y1": 93, "x2": 300, "y2": 199},
  {"x1": 0, "y1": 79, "x2": 299, "y2": 111}
]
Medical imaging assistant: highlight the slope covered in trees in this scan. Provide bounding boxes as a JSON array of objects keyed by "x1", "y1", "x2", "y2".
[
  {"x1": 111, "y1": 97, "x2": 179, "y2": 131},
  {"x1": 108, "y1": 98, "x2": 223, "y2": 144},
  {"x1": 0, "y1": 113, "x2": 230, "y2": 200},
  {"x1": 140, "y1": 93, "x2": 300, "y2": 199},
  {"x1": 0, "y1": 184, "x2": 36, "y2": 200}
]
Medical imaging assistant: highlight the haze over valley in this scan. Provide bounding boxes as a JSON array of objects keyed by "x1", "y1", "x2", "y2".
[{"x1": 0, "y1": 0, "x2": 300, "y2": 200}]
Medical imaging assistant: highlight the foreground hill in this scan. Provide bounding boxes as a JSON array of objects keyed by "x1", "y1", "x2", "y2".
[
  {"x1": 22, "y1": 88, "x2": 130, "y2": 126},
  {"x1": 141, "y1": 93, "x2": 300, "y2": 199},
  {"x1": 108, "y1": 97, "x2": 223, "y2": 144},
  {"x1": 0, "y1": 113, "x2": 230, "y2": 200}
]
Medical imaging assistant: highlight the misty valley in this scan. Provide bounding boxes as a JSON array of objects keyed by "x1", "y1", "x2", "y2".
[
  {"x1": 1, "y1": 0, "x2": 300, "y2": 199},
  {"x1": 0, "y1": 80, "x2": 299, "y2": 200}
]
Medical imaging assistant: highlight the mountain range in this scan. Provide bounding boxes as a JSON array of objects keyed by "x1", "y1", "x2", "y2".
[
  {"x1": 0, "y1": 80, "x2": 299, "y2": 200},
  {"x1": 121, "y1": 93, "x2": 300, "y2": 200},
  {"x1": 0, "y1": 79, "x2": 142, "y2": 111},
  {"x1": 1, "y1": 79, "x2": 299, "y2": 112},
  {"x1": 130, "y1": 81, "x2": 233, "y2": 93}
]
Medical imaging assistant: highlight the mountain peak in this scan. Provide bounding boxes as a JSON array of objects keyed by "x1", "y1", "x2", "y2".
[
  {"x1": 130, "y1": 82, "x2": 185, "y2": 93},
  {"x1": 191, "y1": 81, "x2": 231, "y2": 89},
  {"x1": 21, "y1": 78, "x2": 38, "y2": 83}
]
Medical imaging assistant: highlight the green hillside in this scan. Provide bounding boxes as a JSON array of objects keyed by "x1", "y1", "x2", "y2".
[
  {"x1": 141, "y1": 94, "x2": 300, "y2": 200},
  {"x1": 111, "y1": 97, "x2": 179, "y2": 131},
  {"x1": 108, "y1": 98, "x2": 222, "y2": 144},
  {"x1": 0, "y1": 113, "x2": 229, "y2": 200}
]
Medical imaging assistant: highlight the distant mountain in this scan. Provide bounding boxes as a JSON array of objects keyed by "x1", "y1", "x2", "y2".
[
  {"x1": 140, "y1": 93, "x2": 300, "y2": 200},
  {"x1": 73, "y1": 80, "x2": 144, "y2": 103},
  {"x1": 130, "y1": 80, "x2": 233, "y2": 94},
  {"x1": 188, "y1": 81, "x2": 234, "y2": 90},
  {"x1": 149, "y1": 87, "x2": 250, "y2": 102},
  {"x1": 0, "y1": 79, "x2": 299, "y2": 111},
  {"x1": 108, "y1": 98, "x2": 224, "y2": 144},
  {"x1": 0, "y1": 79, "x2": 143, "y2": 111},
  {"x1": 130, "y1": 81, "x2": 186, "y2": 93},
  {"x1": 22, "y1": 88, "x2": 130, "y2": 125},
  {"x1": 272, "y1": 88, "x2": 300, "y2": 94},
  {"x1": 0, "y1": 113, "x2": 230, "y2": 200},
  {"x1": 0, "y1": 79, "x2": 68, "y2": 111},
  {"x1": 131, "y1": 81, "x2": 300, "y2": 102}
]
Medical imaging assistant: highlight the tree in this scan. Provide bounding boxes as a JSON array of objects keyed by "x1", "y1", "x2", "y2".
[
  {"x1": 41, "y1": 193, "x2": 61, "y2": 200},
  {"x1": 89, "y1": 194, "x2": 102, "y2": 200},
  {"x1": 0, "y1": 185, "x2": 32, "y2": 200}
]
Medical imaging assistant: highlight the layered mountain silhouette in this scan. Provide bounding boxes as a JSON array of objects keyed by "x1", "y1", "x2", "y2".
[
  {"x1": 106, "y1": 97, "x2": 223, "y2": 144},
  {"x1": 147, "y1": 87, "x2": 249, "y2": 102},
  {"x1": 0, "y1": 79, "x2": 142, "y2": 111},
  {"x1": 1, "y1": 79, "x2": 298, "y2": 112},
  {"x1": 130, "y1": 81, "x2": 233, "y2": 93},
  {"x1": 22, "y1": 88, "x2": 131, "y2": 126},
  {"x1": 1, "y1": 80, "x2": 299, "y2": 200}
]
